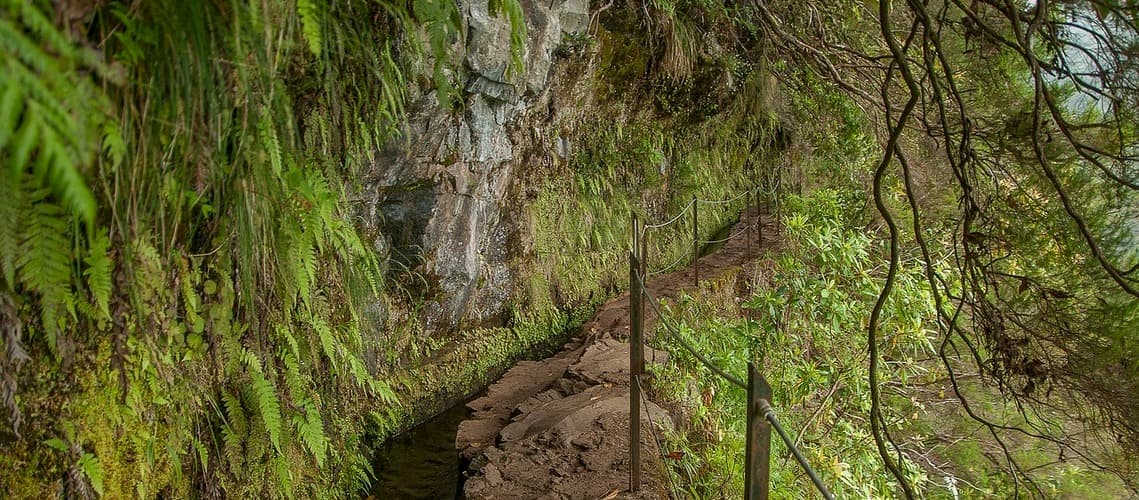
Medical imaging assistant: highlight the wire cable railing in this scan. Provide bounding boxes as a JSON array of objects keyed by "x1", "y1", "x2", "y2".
[
  {"x1": 697, "y1": 189, "x2": 750, "y2": 206},
  {"x1": 644, "y1": 198, "x2": 695, "y2": 230},
  {"x1": 647, "y1": 250, "x2": 690, "y2": 277},
  {"x1": 637, "y1": 276, "x2": 747, "y2": 389},
  {"x1": 636, "y1": 185, "x2": 773, "y2": 286},
  {"x1": 633, "y1": 375, "x2": 681, "y2": 499},
  {"x1": 634, "y1": 274, "x2": 835, "y2": 500},
  {"x1": 760, "y1": 399, "x2": 835, "y2": 499},
  {"x1": 698, "y1": 227, "x2": 751, "y2": 246},
  {"x1": 625, "y1": 182, "x2": 836, "y2": 500}
]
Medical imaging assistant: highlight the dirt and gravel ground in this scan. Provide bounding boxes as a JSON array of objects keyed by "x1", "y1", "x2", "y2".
[{"x1": 456, "y1": 208, "x2": 775, "y2": 499}]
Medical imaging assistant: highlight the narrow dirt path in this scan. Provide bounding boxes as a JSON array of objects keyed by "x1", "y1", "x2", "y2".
[{"x1": 457, "y1": 207, "x2": 776, "y2": 499}]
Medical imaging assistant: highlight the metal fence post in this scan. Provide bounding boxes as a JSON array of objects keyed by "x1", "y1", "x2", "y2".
[
  {"x1": 745, "y1": 362, "x2": 772, "y2": 500},
  {"x1": 692, "y1": 195, "x2": 699, "y2": 287},
  {"x1": 629, "y1": 214, "x2": 643, "y2": 492}
]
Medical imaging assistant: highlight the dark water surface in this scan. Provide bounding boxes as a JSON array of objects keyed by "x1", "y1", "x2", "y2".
[{"x1": 370, "y1": 401, "x2": 470, "y2": 499}]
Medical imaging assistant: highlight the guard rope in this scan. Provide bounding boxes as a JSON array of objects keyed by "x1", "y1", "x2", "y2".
[
  {"x1": 636, "y1": 276, "x2": 747, "y2": 390},
  {"x1": 760, "y1": 399, "x2": 835, "y2": 499},
  {"x1": 648, "y1": 250, "x2": 689, "y2": 277},
  {"x1": 633, "y1": 376, "x2": 680, "y2": 499},
  {"x1": 698, "y1": 227, "x2": 750, "y2": 246},
  {"x1": 644, "y1": 199, "x2": 695, "y2": 229}
]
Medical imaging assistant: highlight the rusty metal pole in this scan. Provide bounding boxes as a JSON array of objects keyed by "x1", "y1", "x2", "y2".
[
  {"x1": 629, "y1": 214, "x2": 642, "y2": 492},
  {"x1": 692, "y1": 195, "x2": 699, "y2": 287},
  {"x1": 745, "y1": 362, "x2": 773, "y2": 500}
]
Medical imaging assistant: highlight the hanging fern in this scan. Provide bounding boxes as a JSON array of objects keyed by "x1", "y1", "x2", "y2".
[
  {"x1": 0, "y1": 171, "x2": 23, "y2": 289},
  {"x1": 491, "y1": 0, "x2": 528, "y2": 79},
  {"x1": 16, "y1": 191, "x2": 74, "y2": 353},
  {"x1": 83, "y1": 230, "x2": 112, "y2": 320},
  {"x1": 220, "y1": 388, "x2": 247, "y2": 468},
  {"x1": 292, "y1": 401, "x2": 327, "y2": 467},
  {"x1": 3, "y1": 0, "x2": 415, "y2": 493},
  {"x1": 0, "y1": 0, "x2": 108, "y2": 227},
  {"x1": 243, "y1": 350, "x2": 284, "y2": 454},
  {"x1": 296, "y1": 0, "x2": 324, "y2": 57},
  {"x1": 412, "y1": 0, "x2": 463, "y2": 108}
]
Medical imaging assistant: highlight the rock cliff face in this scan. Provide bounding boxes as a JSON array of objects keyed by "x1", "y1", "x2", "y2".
[{"x1": 363, "y1": 0, "x2": 589, "y2": 331}]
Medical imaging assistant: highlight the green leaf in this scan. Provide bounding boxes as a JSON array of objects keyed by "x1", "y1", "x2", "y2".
[
  {"x1": 297, "y1": 0, "x2": 323, "y2": 57},
  {"x1": 84, "y1": 229, "x2": 113, "y2": 319},
  {"x1": 246, "y1": 355, "x2": 283, "y2": 454},
  {"x1": 78, "y1": 452, "x2": 104, "y2": 496},
  {"x1": 293, "y1": 402, "x2": 327, "y2": 467},
  {"x1": 44, "y1": 438, "x2": 68, "y2": 451},
  {"x1": 0, "y1": 77, "x2": 24, "y2": 152}
]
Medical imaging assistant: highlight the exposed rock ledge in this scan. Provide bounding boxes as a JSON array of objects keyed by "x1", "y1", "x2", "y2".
[{"x1": 458, "y1": 337, "x2": 673, "y2": 500}]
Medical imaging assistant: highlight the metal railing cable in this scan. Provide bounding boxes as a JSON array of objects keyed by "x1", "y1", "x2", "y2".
[
  {"x1": 633, "y1": 375, "x2": 680, "y2": 499},
  {"x1": 634, "y1": 269, "x2": 836, "y2": 500},
  {"x1": 698, "y1": 227, "x2": 750, "y2": 246},
  {"x1": 648, "y1": 250, "x2": 690, "y2": 277},
  {"x1": 636, "y1": 275, "x2": 747, "y2": 390},
  {"x1": 644, "y1": 198, "x2": 695, "y2": 230},
  {"x1": 759, "y1": 399, "x2": 835, "y2": 500},
  {"x1": 643, "y1": 186, "x2": 758, "y2": 233}
]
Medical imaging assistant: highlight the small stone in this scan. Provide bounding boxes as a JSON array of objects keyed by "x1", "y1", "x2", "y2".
[{"x1": 484, "y1": 464, "x2": 503, "y2": 486}]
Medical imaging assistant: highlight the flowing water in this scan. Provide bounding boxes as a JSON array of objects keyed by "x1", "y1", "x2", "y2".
[{"x1": 370, "y1": 401, "x2": 471, "y2": 499}]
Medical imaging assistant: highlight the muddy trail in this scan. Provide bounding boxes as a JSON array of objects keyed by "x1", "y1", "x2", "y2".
[{"x1": 456, "y1": 206, "x2": 777, "y2": 499}]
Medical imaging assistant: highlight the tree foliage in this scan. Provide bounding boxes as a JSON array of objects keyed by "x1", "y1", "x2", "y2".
[{"x1": 748, "y1": 0, "x2": 1139, "y2": 495}]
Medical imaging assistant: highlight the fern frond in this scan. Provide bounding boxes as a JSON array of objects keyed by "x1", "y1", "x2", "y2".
[
  {"x1": 297, "y1": 0, "x2": 324, "y2": 57},
  {"x1": 289, "y1": 230, "x2": 318, "y2": 309},
  {"x1": 412, "y1": 0, "x2": 462, "y2": 108},
  {"x1": 493, "y1": 0, "x2": 527, "y2": 79},
  {"x1": 0, "y1": 75, "x2": 23, "y2": 153},
  {"x1": 309, "y1": 314, "x2": 338, "y2": 370},
  {"x1": 35, "y1": 124, "x2": 97, "y2": 225},
  {"x1": 83, "y1": 230, "x2": 112, "y2": 319},
  {"x1": 281, "y1": 350, "x2": 305, "y2": 401},
  {"x1": 220, "y1": 422, "x2": 244, "y2": 469},
  {"x1": 77, "y1": 452, "x2": 104, "y2": 497},
  {"x1": 220, "y1": 389, "x2": 247, "y2": 468},
  {"x1": 292, "y1": 401, "x2": 327, "y2": 467},
  {"x1": 222, "y1": 389, "x2": 247, "y2": 436},
  {"x1": 16, "y1": 192, "x2": 75, "y2": 351},
  {"x1": 276, "y1": 323, "x2": 302, "y2": 361},
  {"x1": 191, "y1": 436, "x2": 209, "y2": 476},
  {"x1": 259, "y1": 112, "x2": 283, "y2": 178},
  {"x1": 273, "y1": 454, "x2": 295, "y2": 499},
  {"x1": 244, "y1": 352, "x2": 284, "y2": 453},
  {"x1": 0, "y1": 169, "x2": 23, "y2": 288}
]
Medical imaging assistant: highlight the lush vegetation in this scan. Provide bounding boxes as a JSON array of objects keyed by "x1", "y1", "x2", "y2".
[
  {"x1": 0, "y1": 0, "x2": 459, "y2": 495},
  {"x1": 3, "y1": 0, "x2": 1138, "y2": 497},
  {"x1": 634, "y1": 0, "x2": 1139, "y2": 494},
  {"x1": 649, "y1": 187, "x2": 1131, "y2": 497},
  {"x1": 0, "y1": 0, "x2": 779, "y2": 495}
]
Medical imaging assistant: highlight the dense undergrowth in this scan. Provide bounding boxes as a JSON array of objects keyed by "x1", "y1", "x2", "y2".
[
  {"x1": 642, "y1": 67, "x2": 1138, "y2": 495},
  {"x1": 0, "y1": 0, "x2": 458, "y2": 495},
  {"x1": 650, "y1": 187, "x2": 1132, "y2": 498}
]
